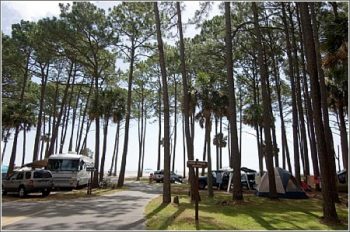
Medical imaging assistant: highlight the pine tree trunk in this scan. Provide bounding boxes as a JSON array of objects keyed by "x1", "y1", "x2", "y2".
[
  {"x1": 215, "y1": 117, "x2": 219, "y2": 170},
  {"x1": 182, "y1": 115, "x2": 186, "y2": 178},
  {"x1": 113, "y1": 121, "x2": 121, "y2": 176},
  {"x1": 100, "y1": 119, "x2": 109, "y2": 182},
  {"x1": 252, "y1": 2, "x2": 277, "y2": 199},
  {"x1": 45, "y1": 114, "x2": 52, "y2": 157},
  {"x1": 282, "y1": 2, "x2": 301, "y2": 184},
  {"x1": 252, "y1": 59, "x2": 264, "y2": 176},
  {"x1": 76, "y1": 81, "x2": 94, "y2": 153},
  {"x1": 40, "y1": 111, "x2": 46, "y2": 160},
  {"x1": 141, "y1": 116, "x2": 147, "y2": 177},
  {"x1": 296, "y1": 5, "x2": 320, "y2": 189},
  {"x1": 310, "y1": 3, "x2": 339, "y2": 202},
  {"x1": 137, "y1": 100, "x2": 142, "y2": 180},
  {"x1": 157, "y1": 75, "x2": 162, "y2": 171},
  {"x1": 47, "y1": 62, "x2": 74, "y2": 157},
  {"x1": 154, "y1": 2, "x2": 171, "y2": 204},
  {"x1": 271, "y1": 53, "x2": 291, "y2": 171},
  {"x1": 80, "y1": 120, "x2": 92, "y2": 154},
  {"x1": 8, "y1": 126, "x2": 20, "y2": 175},
  {"x1": 93, "y1": 69, "x2": 101, "y2": 188},
  {"x1": 298, "y1": 2, "x2": 339, "y2": 222},
  {"x1": 172, "y1": 77, "x2": 177, "y2": 172},
  {"x1": 338, "y1": 103, "x2": 348, "y2": 171},
  {"x1": 33, "y1": 63, "x2": 49, "y2": 161},
  {"x1": 69, "y1": 85, "x2": 82, "y2": 151},
  {"x1": 266, "y1": 70, "x2": 279, "y2": 168},
  {"x1": 289, "y1": 4, "x2": 310, "y2": 177},
  {"x1": 75, "y1": 102, "x2": 83, "y2": 150},
  {"x1": 177, "y1": 2, "x2": 195, "y2": 201},
  {"x1": 219, "y1": 117, "x2": 223, "y2": 169},
  {"x1": 225, "y1": 2, "x2": 242, "y2": 201},
  {"x1": 117, "y1": 45, "x2": 135, "y2": 188}
]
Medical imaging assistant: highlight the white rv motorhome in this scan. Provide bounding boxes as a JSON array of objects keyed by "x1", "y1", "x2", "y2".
[{"x1": 47, "y1": 152, "x2": 94, "y2": 190}]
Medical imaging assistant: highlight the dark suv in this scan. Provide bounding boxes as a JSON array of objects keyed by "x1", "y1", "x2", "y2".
[
  {"x1": 198, "y1": 170, "x2": 230, "y2": 190},
  {"x1": 198, "y1": 168, "x2": 257, "y2": 190},
  {"x1": 2, "y1": 169, "x2": 53, "y2": 197}
]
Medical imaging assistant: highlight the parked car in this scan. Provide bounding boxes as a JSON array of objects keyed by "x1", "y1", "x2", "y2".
[
  {"x1": 198, "y1": 168, "x2": 257, "y2": 190},
  {"x1": 2, "y1": 168, "x2": 53, "y2": 197},
  {"x1": 198, "y1": 170, "x2": 230, "y2": 190},
  {"x1": 153, "y1": 170, "x2": 183, "y2": 183}
]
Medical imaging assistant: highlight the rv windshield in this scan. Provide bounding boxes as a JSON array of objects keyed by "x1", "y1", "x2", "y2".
[{"x1": 48, "y1": 159, "x2": 80, "y2": 171}]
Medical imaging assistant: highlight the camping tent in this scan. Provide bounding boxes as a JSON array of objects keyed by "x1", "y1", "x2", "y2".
[{"x1": 256, "y1": 167, "x2": 308, "y2": 199}]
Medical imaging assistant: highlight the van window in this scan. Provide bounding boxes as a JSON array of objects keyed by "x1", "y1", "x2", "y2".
[
  {"x1": 34, "y1": 171, "x2": 43, "y2": 178},
  {"x1": 16, "y1": 172, "x2": 24, "y2": 180},
  {"x1": 34, "y1": 171, "x2": 52, "y2": 178},
  {"x1": 25, "y1": 172, "x2": 31, "y2": 179},
  {"x1": 42, "y1": 172, "x2": 52, "y2": 178}
]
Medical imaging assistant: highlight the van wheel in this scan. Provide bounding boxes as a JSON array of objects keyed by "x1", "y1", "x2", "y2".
[
  {"x1": 2, "y1": 185, "x2": 7, "y2": 196},
  {"x1": 42, "y1": 189, "x2": 51, "y2": 197},
  {"x1": 18, "y1": 186, "x2": 26, "y2": 198},
  {"x1": 199, "y1": 182, "x2": 205, "y2": 190}
]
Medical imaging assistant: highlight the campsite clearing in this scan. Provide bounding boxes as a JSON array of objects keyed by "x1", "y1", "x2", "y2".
[{"x1": 145, "y1": 186, "x2": 348, "y2": 230}]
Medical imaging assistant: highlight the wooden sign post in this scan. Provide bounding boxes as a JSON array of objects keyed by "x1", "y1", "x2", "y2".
[
  {"x1": 187, "y1": 159, "x2": 208, "y2": 221},
  {"x1": 86, "y1": 166, "x2": 96, "y2": 195}
]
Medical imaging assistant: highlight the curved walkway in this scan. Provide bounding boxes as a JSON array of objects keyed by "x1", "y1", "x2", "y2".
[{"x1": 2, "y1": 181, "x2": 162, "y2": 230}]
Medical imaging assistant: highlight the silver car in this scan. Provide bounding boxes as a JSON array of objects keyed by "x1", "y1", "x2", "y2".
[{"x1": 2, "y1": 169, "x2": 53, "y2": 197}]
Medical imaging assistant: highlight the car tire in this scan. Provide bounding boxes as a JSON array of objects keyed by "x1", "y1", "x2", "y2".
[
  {"x1": 199, "y1": 182, "x2": 206, "y2": 190},
  {"x1": 42, "y1": 189, "x2": 51, "y2": 197},
  {"x1": 18, "y1": 186, "x2": 26, "y2": 198},
  {"x1": 2, "y1": 186, "x2": 7, "y2": 196}
]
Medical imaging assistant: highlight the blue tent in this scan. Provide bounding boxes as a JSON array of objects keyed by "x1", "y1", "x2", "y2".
[{"x1": 256, "y1": 167, "x2": 308, "y2": 199}]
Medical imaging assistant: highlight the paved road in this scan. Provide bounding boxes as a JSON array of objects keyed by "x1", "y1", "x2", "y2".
[{"x1": 2, "y1": 181, "x2": 162, "y2": 230}]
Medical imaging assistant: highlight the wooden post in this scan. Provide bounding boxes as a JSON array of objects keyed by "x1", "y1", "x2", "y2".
[
  {"x1": 86, "y1": 166, "x2": 95, "y2": 195},
  {"x1": 195, "y1": 163, "x2": 199, "y2": 221},
  {"x1": 187, "y1": 159, "x2": 207, "y2": 223}
]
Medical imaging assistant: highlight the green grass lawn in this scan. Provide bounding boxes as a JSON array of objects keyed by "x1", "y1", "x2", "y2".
[{"x1": 145, "y1": 185, "x2": 348, "y2": 230}]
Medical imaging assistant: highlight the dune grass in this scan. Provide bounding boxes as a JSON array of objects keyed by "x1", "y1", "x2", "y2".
[{"x1": 145, "y1": 185, "x2": 348, "y2": 230}]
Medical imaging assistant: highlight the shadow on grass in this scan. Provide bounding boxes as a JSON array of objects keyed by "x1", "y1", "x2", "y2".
[
  {"x1": 196, "y1": 195, "x2": 347, "y2": 230},
  {"x1": 158, "y1": 206, "x2": 186, "y2": 230},
  {"x1": 145, "y1": 202, "x2": 168, "y2": 219}
]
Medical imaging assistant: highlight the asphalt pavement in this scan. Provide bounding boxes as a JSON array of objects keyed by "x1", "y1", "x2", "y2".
[{"x1": 2, "y1": 181, "x2": 162, "y2": 230}]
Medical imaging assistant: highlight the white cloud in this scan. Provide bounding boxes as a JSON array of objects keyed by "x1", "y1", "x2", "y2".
[
  {"x1": 4, "y1": 1, "x2": 65, "y2": 20},
  {"x1": 1, "y1": 1, "x2": 72, "y2": 35}
]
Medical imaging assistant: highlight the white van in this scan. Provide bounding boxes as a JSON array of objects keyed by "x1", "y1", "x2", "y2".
[{"x1": 47, "y1": 152, "x2": 94, "y2": 190}]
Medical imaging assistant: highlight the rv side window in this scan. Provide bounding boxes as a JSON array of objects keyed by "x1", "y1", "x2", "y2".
[{"x1": 48, "y1": 160, "x2": 61, "y2": 170}]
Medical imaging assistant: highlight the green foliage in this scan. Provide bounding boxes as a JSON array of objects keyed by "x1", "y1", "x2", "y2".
[
  {"x1": 242, "y1": 103, "x2": 263, "y2": 127},
  {"x1": 88, "y1": 87, "x2": 126, "y2": 123},
  {"x1": 213, "y1": 133, "x2": 227, "y2": 148}
]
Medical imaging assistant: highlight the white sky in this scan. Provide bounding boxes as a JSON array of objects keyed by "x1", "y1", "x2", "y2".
[{"x1": 1, "y1": 1, "x2": 345, "y2": 175}]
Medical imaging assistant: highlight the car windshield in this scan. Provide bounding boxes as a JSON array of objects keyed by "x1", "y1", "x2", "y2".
[{"x1": 48, "y1": 159, "x2": 80, "y2": 171}]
